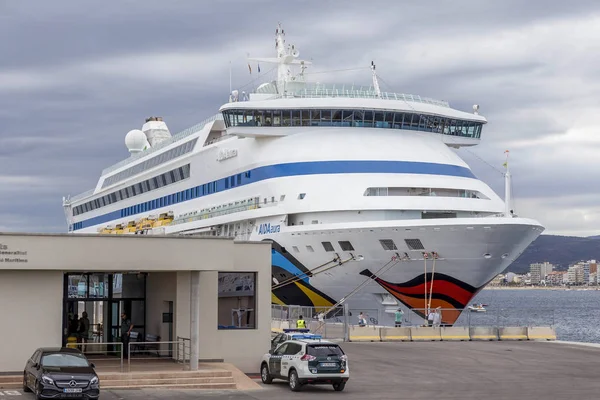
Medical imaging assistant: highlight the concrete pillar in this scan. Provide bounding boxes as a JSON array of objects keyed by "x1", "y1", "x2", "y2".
[{"x1": 190, "y1": 271, "x2": 200, "y2": 371}]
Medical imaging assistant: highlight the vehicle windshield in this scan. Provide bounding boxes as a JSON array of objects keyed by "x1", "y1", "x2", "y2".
[
  {"x1": 41, "y1": 353, "x2": 89, "y2": 367},
  {"x1": 307, "y1": 344, "x2": 345, "y2": 357}
]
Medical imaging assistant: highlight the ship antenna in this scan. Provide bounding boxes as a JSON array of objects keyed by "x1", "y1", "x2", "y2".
[
  {"x1": 371, "y1": 61, "x2": 382, "y2": 98},
  {"x1": 503, "y1": 150, "x2": 512, "y2": 217}
]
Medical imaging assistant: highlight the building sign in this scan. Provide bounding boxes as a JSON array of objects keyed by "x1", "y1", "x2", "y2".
[
  {"x1": 0, "y1": 243, "x2": 28, "y2": 263},
  {"x1": 258, "y1": 223, "x2": 280, "y2": 235},
  {"x1": 217, "y1": 148, "x2": 238, "y2": 161}
]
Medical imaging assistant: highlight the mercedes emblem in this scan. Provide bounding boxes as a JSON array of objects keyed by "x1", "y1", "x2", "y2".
[{"x1": 69, "y1": 380, "x2": 77, "y2": 387}]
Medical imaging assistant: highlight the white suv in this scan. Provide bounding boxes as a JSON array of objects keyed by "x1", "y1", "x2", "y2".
[{"x1": 260, "y1": 338, "x2": 350, "y2": 392}]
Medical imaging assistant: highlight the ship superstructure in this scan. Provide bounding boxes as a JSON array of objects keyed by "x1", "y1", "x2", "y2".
[{"x1": 63, "y1": 24, "x2": 544, "y2": 325}]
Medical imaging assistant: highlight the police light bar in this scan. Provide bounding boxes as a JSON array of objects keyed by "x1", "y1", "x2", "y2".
[
  {"x1": 283, "y1": 328, "x2": 310, "y2": 333},
  {"x1": 290, "y1": 334, "x2": 322, "y2": 340}
]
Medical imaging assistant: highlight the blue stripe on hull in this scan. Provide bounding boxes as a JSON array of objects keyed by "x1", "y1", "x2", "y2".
[
  {"x1": 271, "y1": 250, "x2": 309, "y2": 283},
  {"x1": 73, "y1": 160, "x2": 475, "y2": 230}
]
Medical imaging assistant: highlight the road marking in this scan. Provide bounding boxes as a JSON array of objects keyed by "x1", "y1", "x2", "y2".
[{"x1": 0, "y1": 390, "x2": 21, "y2": 396}]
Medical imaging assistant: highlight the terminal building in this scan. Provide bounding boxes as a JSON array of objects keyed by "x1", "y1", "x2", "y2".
[{"x1": 0, "y1": 232, "x2": 271, "y2": 373}]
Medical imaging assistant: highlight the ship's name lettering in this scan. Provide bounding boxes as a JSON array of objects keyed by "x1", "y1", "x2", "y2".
[
  {"x1": 258, "y1": 223, "x2": 280, "y2": 235},
  {"x1": 217, "y1": 148, "x2": 238, "y2": 161}
]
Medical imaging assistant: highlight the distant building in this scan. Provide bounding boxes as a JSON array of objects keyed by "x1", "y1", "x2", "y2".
[
  {"x1": 567, "y1": 264, "x2": 585, "y2": 285},
  {"x1": 590, "y1": 272, "x2": 597, "y2": 285},
  {"x1": 546, "y1": 271, "x2": 566, "y2": 286},
  {"x1": 530, "y1": 262, "x2": 554, "y2": 285}
]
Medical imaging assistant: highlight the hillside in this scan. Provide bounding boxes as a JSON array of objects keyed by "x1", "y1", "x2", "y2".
[{"x1": 507, "y1": 234, "x2": 600, "y2": 274}]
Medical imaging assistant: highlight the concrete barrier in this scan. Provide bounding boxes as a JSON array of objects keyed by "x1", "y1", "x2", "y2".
[
  {"x1": 499, "y1": 327, "x2": 528, "y2": 340},
  {"x1": 527, "y1": 326, "x2": 557, "y2": 341},
  {"x1": 469, "y1": 326, "x2": 499, "y2": 341},
  {"x1": 380, "y1": 327, "x2": 412, "y2": 341},
  {"x1": 410, "y1": 326, "x2": 441, "y2": 341},
  {"x1": 349, "y1": 326, "x2": 381, "y2": 342},
  {"x1": 271, "y1": 320, "x2": 283, "y2": 333},
  {"x1": 441, "y1": 326, "x2": 470, "y2": 341}
]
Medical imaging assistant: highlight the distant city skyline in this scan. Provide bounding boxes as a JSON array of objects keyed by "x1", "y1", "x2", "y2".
[{"x1": 1, "y1": 0, "x2": 599, "y2": 236}]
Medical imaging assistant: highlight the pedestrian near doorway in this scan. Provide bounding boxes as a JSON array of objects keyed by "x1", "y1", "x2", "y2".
[
  {"x1": 79, "y1": 312, "x2": 90, "y2": 352},
  {"x1": 121, "y1": 313, "x2": 134, "y2": 359}
]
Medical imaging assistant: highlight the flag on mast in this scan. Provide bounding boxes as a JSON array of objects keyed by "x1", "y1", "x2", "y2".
[
  {"x1": 502, "y1": 150, "x2": 509, "y2": 168},
  {"x1": 258, "y1": 63, "x2": 261, "y2": 73},
  {"x1": 248, "y1": 63, "x2": 252, "y2": 74}
]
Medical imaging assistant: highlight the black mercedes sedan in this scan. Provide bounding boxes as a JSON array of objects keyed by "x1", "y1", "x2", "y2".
[{"x1": 23, "y1": 347, "x2": 100, "y2": 399}]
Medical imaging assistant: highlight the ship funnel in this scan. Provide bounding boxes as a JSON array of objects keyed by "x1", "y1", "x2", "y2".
[{"x1": 142, "y1": 116, "x2": 172, "y2": 147}]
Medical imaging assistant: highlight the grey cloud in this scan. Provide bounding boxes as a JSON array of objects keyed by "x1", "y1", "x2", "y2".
[{"x1": 1, "y1": 0, "x2": 600, "y2": 235}]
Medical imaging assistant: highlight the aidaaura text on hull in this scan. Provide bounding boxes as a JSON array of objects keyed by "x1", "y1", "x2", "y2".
[{"x1": 63, "y1": 24, "x2": 544, "y2": 326}]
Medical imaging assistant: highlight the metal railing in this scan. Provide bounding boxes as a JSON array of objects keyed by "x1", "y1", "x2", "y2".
[
  {"x1": 68, "y1": 342, "x2": 124, "y2": 371},
  {"x1": 171, "y1": 200, "x2": 260, "y2": 226},
  {"x1": 127, "y1": 340, "x2": 187, "y2": 372},
  {"x1": 256, "y1": 84, "x2": 450, "y2": 108},
  {"x1": 176, "y1": 336, "x2": 191, "y2": 365},
  {"x1": 271, "y1": 305, "x2": 557, "y2": 341}
]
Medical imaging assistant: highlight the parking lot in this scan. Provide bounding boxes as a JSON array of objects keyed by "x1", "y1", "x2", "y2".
[{"x1": 8, "y1": 341, "x2": 600, "y2": 399}]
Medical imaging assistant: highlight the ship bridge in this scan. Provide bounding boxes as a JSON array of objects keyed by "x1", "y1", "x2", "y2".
[
  {"x1": 222, "y1": 23, "x2": 486, "y2": 148},
  {"x1": 219, "y1": 89, "x2": 486, "y2": 148}
]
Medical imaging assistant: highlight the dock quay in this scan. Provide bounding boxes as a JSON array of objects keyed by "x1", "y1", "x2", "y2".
[{"x1": 271, "y1": 320, "x2": 557, "y2": 342}]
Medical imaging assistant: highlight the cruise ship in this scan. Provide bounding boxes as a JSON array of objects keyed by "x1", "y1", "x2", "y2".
[{"x1": 63, "y1": 24, "x2": 544, "y2": 326}]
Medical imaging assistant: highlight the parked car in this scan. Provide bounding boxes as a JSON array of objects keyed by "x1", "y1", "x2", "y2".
[
  {"x1": 23, "y1": 347, "x2": 100, "y2": 399},
  {"x1": 260, "y1": 338, "x2": 349, "y2": 392}
]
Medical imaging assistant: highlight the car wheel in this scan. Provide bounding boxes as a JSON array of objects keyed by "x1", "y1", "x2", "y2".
[
  {"x1": 22, "y1": 373, "x2": 31, "y2": 392},
  {"x1": 260, "y1": 363, "x2": 272, "y2": 384},
  {"x1": 333, "y1": 381, "x2": 346, "y2": 391},
  {"x1": 288, "y1": 370, "x2": 301, "y2": 392}
]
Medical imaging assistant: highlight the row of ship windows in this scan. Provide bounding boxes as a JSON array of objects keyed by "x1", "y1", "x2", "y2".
[
  {"x1": 102, "y1": 138, "x2": 198, "y2": 189},
  {"x1": 364, "y1": 187, "x2": 488, "y2": 199},
  {"x1": 73, "y1": 165, "x2": 191, "y2": 216},
  {"x1": 290, "y1": 238, "x2": 425, "y2": 254},
  {"x1": 75, "y1": 166, "x2": 253, "y2": 217},
  {"x1": 222, "y1": 109, "x2": 483, "y2": 139}
]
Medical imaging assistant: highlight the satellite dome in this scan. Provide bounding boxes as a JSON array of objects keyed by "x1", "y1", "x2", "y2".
[{"x1": 125, "y1": 129, "x2": 150, "y2": 154}]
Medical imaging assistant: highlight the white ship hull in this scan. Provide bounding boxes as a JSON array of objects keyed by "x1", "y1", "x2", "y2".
[
  {"x1": 253, "y1": 217, "x2": 542, "y2": 325},
  {"x1": 64, "y1": 24, "x2": 545, "y2": 327}
]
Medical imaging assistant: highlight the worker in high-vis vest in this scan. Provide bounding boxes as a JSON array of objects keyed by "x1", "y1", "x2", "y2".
[{"x1": 296, "y1": 315, "x2": 306, "y2": 328}]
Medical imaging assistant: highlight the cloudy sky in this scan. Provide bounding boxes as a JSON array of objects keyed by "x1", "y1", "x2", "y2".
[{"x1": 1, "y1": 0, "x2": 599, "y2": 236}]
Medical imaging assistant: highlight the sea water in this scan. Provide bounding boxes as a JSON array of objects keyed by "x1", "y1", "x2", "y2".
[{"x1": 464, "y1": 288, "x2": 600, "y2": 343}]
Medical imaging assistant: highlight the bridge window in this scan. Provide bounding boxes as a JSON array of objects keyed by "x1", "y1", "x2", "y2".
[{"x1": 222, "y1": 109, "x2": 483, "y2": 139}]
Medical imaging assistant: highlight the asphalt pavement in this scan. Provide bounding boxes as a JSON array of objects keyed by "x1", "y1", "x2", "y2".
[{"x1": 8, "y1": 341, "x2": 600, "y2": 399}]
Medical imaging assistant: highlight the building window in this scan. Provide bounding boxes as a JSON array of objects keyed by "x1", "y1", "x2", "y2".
[
  {"x1": 379, "y1": 239, "x2": 398, "y2": 251},
  {"x1": 321, "y1": 242, "x2": 335, "y2": 252},
  {"x1": 338, "y1": 241, "x2": 355, "y2": 251},
  {"x1": 218, "y1": 272, "x2": 256, "y2": 329}
]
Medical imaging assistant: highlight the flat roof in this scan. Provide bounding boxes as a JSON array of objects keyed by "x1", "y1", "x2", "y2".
[
  {"x1": 0, "y1": 232, "x2": 271, "y2": 272},
  {"x1": 0, "y1": 231, "x2": 269, "y2": 245}
]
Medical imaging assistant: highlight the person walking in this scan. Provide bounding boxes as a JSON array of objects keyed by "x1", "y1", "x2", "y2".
[
  {"x1": 79, "y1": 312, "x2": 90, "y2": 352},
  {"x1": 121, "y1": 313, "x2": 134, "y2": 359}
]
